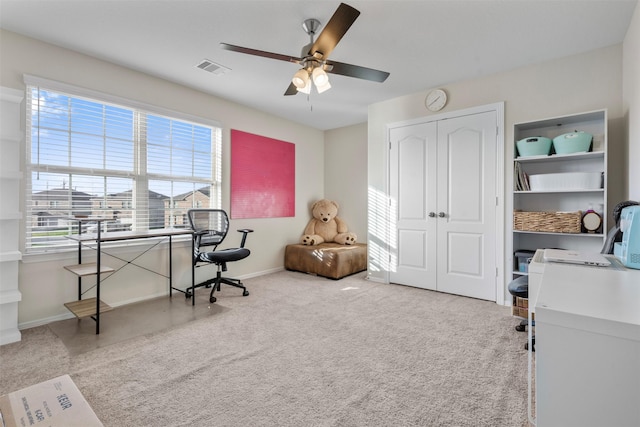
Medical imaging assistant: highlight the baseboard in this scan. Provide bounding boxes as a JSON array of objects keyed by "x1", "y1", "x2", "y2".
[
  {"x1": 365, "y1": 274, "x2": 385, "y2": 284},
  {"x1": 18, "y1": 312, "x2": 75, "y2": 331},
  {"x1": 18, "y1": 269, "x2": 286, "y2": 331},
  {"x1": 239, "y1": 266, "x2": 284, "y2": 280},
  {"x1": 110, "y1": 291, "x2": 169, "y2": 308},
  {"x1": 18, "y1": 290, "x2": 171, "y2": 331}
]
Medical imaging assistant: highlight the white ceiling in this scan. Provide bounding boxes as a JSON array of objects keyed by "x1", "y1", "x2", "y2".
[{"x1": 0, "y1": 0, "x2": 637, "y2": 130}]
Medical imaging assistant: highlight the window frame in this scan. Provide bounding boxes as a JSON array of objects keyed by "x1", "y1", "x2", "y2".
[{"x1": 23, "y1": 75, "x2": 222, "y2": 254}]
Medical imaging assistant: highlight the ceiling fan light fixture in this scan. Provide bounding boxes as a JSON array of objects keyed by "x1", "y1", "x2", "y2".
[
  {"x1": 297, "y1": 79, "x2": 312, "y2": 94},
  {"x1": 312, "y1": 67, "x2": 329, "y2": 86},
  {"x1": 315, "y1": 80, "x2": 331, "y2": 94},
  {"x1": 292, "y1": 69, "x2": 310, "y2": 88}
]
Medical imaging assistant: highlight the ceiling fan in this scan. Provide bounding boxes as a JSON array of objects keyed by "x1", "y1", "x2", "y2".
[{"x1": 220, "y1": 2, "x2": 390, "y2": 96}]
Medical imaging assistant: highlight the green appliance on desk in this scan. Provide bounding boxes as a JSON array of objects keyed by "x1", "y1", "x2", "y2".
[{"x1": 615, "y1": 205, "x2": 640, "y2": 269}]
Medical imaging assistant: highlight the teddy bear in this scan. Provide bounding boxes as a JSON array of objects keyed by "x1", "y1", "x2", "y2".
[{"x1": 300, "y1": 199, "x2": 357, "y2": 246}]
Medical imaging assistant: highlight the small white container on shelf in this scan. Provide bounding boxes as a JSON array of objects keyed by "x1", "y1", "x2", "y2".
[{"x1": 529, "y1": 172, "x2": 602, "y2": 191}]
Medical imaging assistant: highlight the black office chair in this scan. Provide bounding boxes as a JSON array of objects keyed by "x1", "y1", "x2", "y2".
[
  {"x1": 601, "y1": 200, "x2": 639, "y2": 254},
  {"x1": 508, "y1": 275, "x2": 534, "y2": 351},
  {"x1": 186, "y1": 209, "x2": 253, "y2": 304}
]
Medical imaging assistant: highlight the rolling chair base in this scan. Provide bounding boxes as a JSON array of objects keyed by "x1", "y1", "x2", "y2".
[
  {"x1": 186, "y1": 271, "x2": 249, "y2": 303},
  {"x1": 525, "y1": 338, "x2": 535, "y2": 352},
  {"x1": 515, "y1": 319, "x2": 535, "y2": 351}
]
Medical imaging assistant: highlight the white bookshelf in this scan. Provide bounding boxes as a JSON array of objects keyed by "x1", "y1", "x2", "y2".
[
  {"x1": 510, "y1": 110, "x2": 608, "y2": 279},
  {"x1": 0, "y1": 87, "x2": 24, "y2": 345}
]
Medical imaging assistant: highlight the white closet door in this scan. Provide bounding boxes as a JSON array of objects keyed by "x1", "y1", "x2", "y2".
[
  {"x1": 436, "y1": 111, "x2": 497, "y2": 300},
  {"x1": 388, "y1": 110, "x2": 498, "y2": 301},
  {"x1": 389, "y1": 121, "x2": 438, "y2": 289}
]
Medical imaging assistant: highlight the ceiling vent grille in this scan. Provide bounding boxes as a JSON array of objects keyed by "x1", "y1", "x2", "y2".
[{"x1": 195, "y1": 59, "x2": 231, "y2": 75}]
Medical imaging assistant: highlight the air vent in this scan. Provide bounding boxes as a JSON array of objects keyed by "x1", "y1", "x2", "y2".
[{"x1": 195, "y1": 59, "x2": 231, "y2": 75}]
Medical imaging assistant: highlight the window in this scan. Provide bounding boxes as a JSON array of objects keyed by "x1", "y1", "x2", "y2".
[{"x1": 25, "y1": 78, "x2": 222, "y2": 253}]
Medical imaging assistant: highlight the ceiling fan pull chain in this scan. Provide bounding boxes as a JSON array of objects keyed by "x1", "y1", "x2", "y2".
[{"x1": 309, "y1": 95, "x2": 313, "y2": 112}]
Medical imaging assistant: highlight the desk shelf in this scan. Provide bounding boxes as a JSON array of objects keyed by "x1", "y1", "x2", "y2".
[
  {"x1": 64, "y1": 298, "x2": 113, "y2": 319},
  {"x1": 64, "y1": 263, "x2": 115, "y2": 277}
]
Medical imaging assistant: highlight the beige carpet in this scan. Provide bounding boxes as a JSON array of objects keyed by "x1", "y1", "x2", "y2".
[
  {"x1": 48, "y1": 294, "x2": 229, "y2": 356},
  {"x1": 0, "y1": 271, "x2": 529, "y2": 426}
]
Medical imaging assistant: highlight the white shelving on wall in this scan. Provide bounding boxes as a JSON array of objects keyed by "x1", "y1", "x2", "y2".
[
  {"x1": 510, "y1": 110, "x2": 608, "y2": 278},
  {"x1": 0, "y1": 87, "x2": 24, "y2": 345}
]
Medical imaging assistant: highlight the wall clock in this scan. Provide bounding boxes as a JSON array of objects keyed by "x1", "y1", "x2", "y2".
[
  {"x1": 582, "y1": 211, "x2": 602, "y2": 233},
  {"x1": 425, "y1": 89, "x2": 447, "y2": 112}
]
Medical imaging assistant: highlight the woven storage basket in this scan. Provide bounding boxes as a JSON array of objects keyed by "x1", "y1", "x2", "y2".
[{"x1": 513, "y1": 211, "x2": 582, "y2": 233}]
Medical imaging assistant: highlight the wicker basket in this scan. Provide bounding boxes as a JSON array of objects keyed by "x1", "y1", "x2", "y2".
[{"x1": 513, "y1": 210, "x2": 582, "y2": 234}]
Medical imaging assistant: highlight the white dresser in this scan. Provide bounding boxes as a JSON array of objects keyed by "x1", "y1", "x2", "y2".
[{"x1": 528, "y1": 250, "x2": 640, "y2": 426}]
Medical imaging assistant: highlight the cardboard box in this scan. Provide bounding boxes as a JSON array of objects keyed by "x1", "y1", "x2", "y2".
[{"x1": 0, "y1": 374, "x2": 103, "y2": 427}]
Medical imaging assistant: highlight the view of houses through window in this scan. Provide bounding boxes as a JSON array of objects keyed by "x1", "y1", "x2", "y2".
[{"x1": 25, "y1": 83, "x2": 221, "y2": 252}]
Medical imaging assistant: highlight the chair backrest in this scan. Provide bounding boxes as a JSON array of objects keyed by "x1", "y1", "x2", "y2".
[{"x1": 187, "y1": 209, "x2": 229, "y2": 250}]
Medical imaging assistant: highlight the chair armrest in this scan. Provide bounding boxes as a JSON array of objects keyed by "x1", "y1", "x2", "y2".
[{"x1": 237, "y1": 229, "x2": 254, "y2": 247}]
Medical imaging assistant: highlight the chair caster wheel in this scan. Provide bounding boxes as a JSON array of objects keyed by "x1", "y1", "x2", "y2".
[
  {"x1": 515, "y1": 324, "x2": 526, "y2": 332},
  {"x1": 243, "y1": 290, "x2": 249, "y2": 297},
  {"x1": 185, "y1": 292, "x2": 191, "y2": 299},
  {"x1": 210, "y1": 296, "x2": 217, "y2": 303}
]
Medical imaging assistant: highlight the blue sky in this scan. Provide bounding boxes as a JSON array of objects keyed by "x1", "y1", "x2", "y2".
[{"x1": 30, "y1": 88, "x2": 214, "y2": 200}]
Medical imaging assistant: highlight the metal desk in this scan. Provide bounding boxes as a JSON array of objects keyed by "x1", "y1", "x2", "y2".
[{"x1": 64, "y1": 221, "x2": 192, "y2": 334}]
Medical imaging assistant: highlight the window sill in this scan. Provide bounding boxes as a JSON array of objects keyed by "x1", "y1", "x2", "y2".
[{"x1": 21, "y1": 235, "x2": 192, "y2": 264}]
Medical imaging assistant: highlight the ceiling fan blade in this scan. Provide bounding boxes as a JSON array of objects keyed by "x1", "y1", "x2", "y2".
[
  {"x1": 326, "y1": 60, "x2": 390, "y2": 83},
  {"x1": 284, "y1": 82, "x2": 299, "y2": 96},
  {"x1": 221, "y1": 43, "x2": 301, "y2": 64},
  {"x1": 308, "y1": 3, "x2": 360, "y2": 59}
]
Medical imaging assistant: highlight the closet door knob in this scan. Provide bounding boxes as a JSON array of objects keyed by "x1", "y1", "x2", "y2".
[
  {"x1": 428, "y1": 212, "x2": 436, "y2": 218},
  {"x1": 438, "y1": 212, "x2": 446, "y2": 218}
]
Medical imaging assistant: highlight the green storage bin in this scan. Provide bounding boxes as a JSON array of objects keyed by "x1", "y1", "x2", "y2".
[
  {"x1": 552, "y1": 131, "x2": 592, "y2": 154},
  {"x1": 516, "y1": 137, "x2": 552, "y2": 157}
]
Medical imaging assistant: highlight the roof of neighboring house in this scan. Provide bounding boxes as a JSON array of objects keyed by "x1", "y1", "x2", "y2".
[
  {"x1": 33, "y1": 187, "x2": 206, "y2": 202},
  {"x1": 173, "y1": 186, "x2": 210, "y2": 201},
  {"x1": 32, "y1": 188, "x2": 92, "y2": 199},
  {"x1": 97, "y1": 189, "x2": 168, "y2": 200}
]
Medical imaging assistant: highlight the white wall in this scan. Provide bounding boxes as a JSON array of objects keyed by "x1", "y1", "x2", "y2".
[
  {"x1": 624, "y1": 2, "x2": 640, "y2": 201},
  {"x1": 0, "y1": 30, "x2": 325, "y2": 327},
  {"x1": 323, "y1": 123, "x2": 368, "y2": 240},
  {"x1": 367, "y1": 45, "x2": 625, "y2": 294}
]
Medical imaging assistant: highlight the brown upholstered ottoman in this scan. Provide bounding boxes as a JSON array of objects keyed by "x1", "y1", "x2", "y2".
[{"x1": 284, "y1": 243, "x2": 367, "y2": 279}]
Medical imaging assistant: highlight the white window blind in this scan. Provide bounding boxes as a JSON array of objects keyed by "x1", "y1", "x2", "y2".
[{"x1": 25, "y1": 81, "x2": 221, "y2": 253}]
